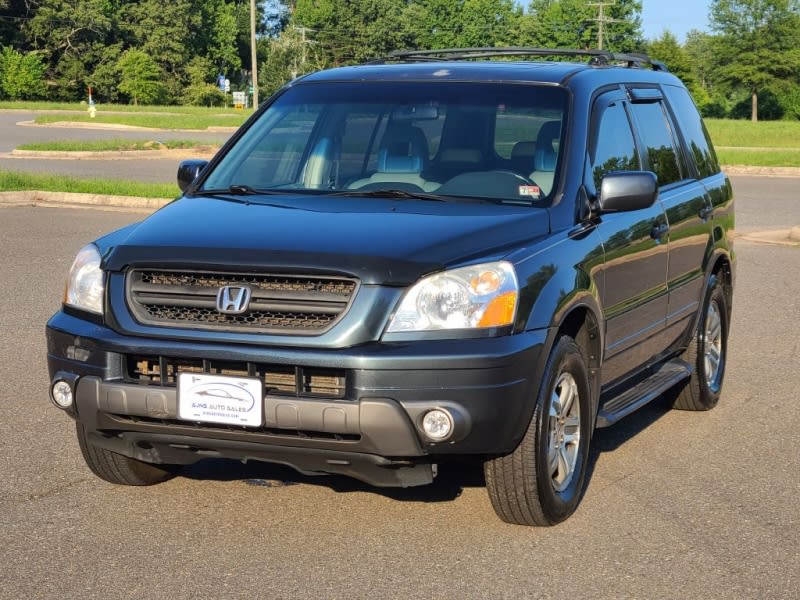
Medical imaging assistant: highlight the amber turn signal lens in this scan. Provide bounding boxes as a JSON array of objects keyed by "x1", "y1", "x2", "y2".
[{"x1": 478, "y1": 291, "x2": 517, "y2": 327}]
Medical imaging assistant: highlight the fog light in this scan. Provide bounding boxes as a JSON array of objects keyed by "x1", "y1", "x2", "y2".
[
  {"x1": 51, "y1": 380, "x2": 74, "y2": 408},
  {"x1": 422, "y1": 409, "x2": 453, "y2": 441}
]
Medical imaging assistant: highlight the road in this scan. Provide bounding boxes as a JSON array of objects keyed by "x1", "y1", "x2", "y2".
[
  {"x1": 0, "y1": 111, "x2": 232, "y2": 184},
  {"x1": 0, "y1": 177, "x2": 798, "y2": 599}
]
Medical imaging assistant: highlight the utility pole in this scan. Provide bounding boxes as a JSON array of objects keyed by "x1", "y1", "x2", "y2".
[
  {"x1": 250, "y1": 0, "x2": 258, "y2": 109},
  {"x1": 292, "y1": 26, "x2": 314, "y2": 80},
  {"x1": 588, "y1": 1, "x2": 616, "y2": 50}
]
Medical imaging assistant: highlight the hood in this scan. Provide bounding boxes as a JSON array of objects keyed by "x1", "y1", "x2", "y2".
[{"x1": 102, "y1": 195, "x2": 550, "y2": 285}]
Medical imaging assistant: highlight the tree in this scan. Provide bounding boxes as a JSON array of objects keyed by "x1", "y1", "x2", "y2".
[
  {"x1": 116, "y1": 49, "x2": 163, "y2": 105},
  {"x1": 647, "y1": 31, "x2": 706, "y2": 104},
  {"x1": 203, "y1": 0, "x2": 242, "y2": 74},
  {"x1": 259, "y1": 25, "x2": 325, "y2": 96},
  {"x1": 24, "y1": 0, "x2": 117, "y2": 99},
  {"x1": 293, "y1": 0, "x2": 417, "y2": 65},
  {"x1": 0, "y1": 0, "x2": 29, "y2": 48},
  {"x1": 0, "y1": 46, "x2": 47, "y2": 99},
  {"x1": 709, "y1": 0, "x2": 800, "y2": 120},
  {"x1": 407, "y1": 0, "x2": 520, "y2": 49},
  {"x1": 182, "y1": 55, "x2": 226, "y2": 106},
  {"x1": 524, "y1": 0, "x2": 643, "y2": 52},
  {"x1": 121, "y1": 0, "x2": 201, "y2": 101}
]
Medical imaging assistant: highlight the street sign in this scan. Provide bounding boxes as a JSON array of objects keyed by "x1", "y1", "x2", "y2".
[{"x1": 232, "y1": 91, "x2": 246, "y2": 109}]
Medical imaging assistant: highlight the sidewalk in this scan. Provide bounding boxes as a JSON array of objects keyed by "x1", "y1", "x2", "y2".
[{"x1": 0, "y1": 190, "x2": 171, "y2": 212}]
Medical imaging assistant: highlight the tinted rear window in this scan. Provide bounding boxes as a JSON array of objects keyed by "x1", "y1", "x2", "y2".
[{"x1": 663, "y1": 85, "x2": 721, "y2": 179}]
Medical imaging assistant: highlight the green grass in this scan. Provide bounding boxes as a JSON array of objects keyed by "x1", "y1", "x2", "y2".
[
  {"x1": 705, "y1": 118, "x2": 800, "y2": 149},
  {"x1": 0, "y1": 100, "x2": 244, "y2": 115},
  {"x1": 16, "y1": 138, "x2": 217, "y2": 152},
  {"x1": 716, "y1": 147, "x2": 800, "y2": 167},
  {"x1": 0, "y1": 170, "x2": 177, "y2": 198},
  {"x1": 33, "y1": 112, "x2": 247, "y2": 130}
]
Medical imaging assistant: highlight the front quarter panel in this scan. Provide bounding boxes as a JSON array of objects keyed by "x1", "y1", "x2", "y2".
[{"x1": 510, "y1": 224, "x2": 605, "y2": 337}]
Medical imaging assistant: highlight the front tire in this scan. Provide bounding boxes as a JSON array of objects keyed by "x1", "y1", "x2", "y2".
[
  {"x1": 484, "y1": 336, "x2": 592, "y2": 526},
  {"x1": 673, "y1": 274, "x2": 729, "y2": 411},
  {"x1": 76, "y1": 423, "x2": 176, "y2": 486}
]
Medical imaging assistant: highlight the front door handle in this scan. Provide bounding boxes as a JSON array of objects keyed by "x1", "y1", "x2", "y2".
[
  {"x1": 699, "y1": 205, "x2": 713, "y2": 221},
  {"x1": 650, "y1": 222, "x2": 669, "y2": 240}
]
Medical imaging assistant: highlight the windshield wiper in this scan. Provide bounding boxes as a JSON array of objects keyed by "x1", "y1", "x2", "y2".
[
  {"x1": 328, "y1": 188, "x2": 500, "y2": 204},
  {"x1": 227, "y1": 184, "x2": 260, "y2": 195},
  {"x1": 327, "y1": 189, "x2": 451, "y2": 202},
  {"x1": 191, "y1": 185, "x2": 292, "y2": 198}
]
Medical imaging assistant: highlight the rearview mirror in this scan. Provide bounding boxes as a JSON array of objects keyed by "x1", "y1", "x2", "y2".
[
  {"x1": 391, "y1": 104, "x2": 439, "y2": 121},
  {"x1": 177, "y1": 160, "x2": 209, "y2": 193},
  {"x1": 598, "y1": 171, "x2": 658, "y2": 213}
]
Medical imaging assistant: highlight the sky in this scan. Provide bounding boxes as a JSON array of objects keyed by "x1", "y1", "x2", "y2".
[{"x1": 641, "y1": 0, "x2": 712, "y2": 41}]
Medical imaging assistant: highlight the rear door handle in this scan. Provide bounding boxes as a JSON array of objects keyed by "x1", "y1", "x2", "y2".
[
  {"x1": 650, "y1": 223, "x2": 669, "y2": 240},
  {"x1": 699, "y1": 205, "x2": 713, "y2": 221}
]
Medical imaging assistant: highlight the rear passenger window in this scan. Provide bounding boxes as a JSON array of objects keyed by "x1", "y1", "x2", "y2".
[
  {"x1": 591, "y1": 102, "x2": 640, "y2": 190},
  {"x1": 629, "y1": 101, "x2": 684, "y2": 187},
  {"x1": 663, "y1": 85, "x2": 720, "y2": 179}
]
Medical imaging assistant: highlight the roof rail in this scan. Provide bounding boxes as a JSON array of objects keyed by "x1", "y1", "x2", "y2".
[{"x1": 371, "y1": 47, "x2": 668, "y2": 72}]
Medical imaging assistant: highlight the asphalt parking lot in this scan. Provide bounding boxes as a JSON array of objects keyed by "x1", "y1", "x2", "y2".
[{"x1": 0, "y1": 176, "x2": 798, "y2": 599}]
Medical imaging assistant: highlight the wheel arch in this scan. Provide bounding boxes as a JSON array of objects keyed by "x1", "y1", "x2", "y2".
[
  {"x1": 704, "y1": 249, "x2": 735, "y2": 316},
  {"x1": 553, "y1": 303, "x2": 603, "y2": 420}
]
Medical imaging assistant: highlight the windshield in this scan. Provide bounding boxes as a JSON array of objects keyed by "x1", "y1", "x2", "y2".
[{"x1": 201, "y1": 81, "x2": 567, "y2": 205}]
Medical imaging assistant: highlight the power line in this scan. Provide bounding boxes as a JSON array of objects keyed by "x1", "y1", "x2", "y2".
[{"x1": 588, "y1": 1, "x2": 620, "y2": 50}]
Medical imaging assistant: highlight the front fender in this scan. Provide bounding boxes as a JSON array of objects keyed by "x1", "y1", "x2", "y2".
[{"x1": 511, "y1": 225, "x2": 605, "y2": 337}]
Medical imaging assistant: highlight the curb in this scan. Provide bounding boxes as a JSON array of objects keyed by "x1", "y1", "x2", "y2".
[
  {"x1": 15, "y1": 119, "x2": 239, "y2": 133},
  {"x1": 0, "y1": 190, "x2": 172, "y2": 212},
  {"x1": 739, "y1": 228, "x2": 800, "y2": 247},
  {"x1": 7, "y1": 148, "x2": 218, "y2": 160},
  {"x1": 722, "y1": 165, "x2": 800, "y2": 177}
]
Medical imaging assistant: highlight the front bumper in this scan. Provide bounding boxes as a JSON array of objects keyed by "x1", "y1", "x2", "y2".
[{"x1": 47, "y1": 310, "x2": 552, "y2": 487}]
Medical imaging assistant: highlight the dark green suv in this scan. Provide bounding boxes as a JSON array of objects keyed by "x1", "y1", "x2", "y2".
[{"x1": 47, "y1": 48, "x2": 734, "y2": 526}]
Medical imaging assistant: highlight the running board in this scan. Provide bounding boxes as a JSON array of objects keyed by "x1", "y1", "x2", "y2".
[{"x1": 596, "y1": 359, "x2": 692, "y2": 428}]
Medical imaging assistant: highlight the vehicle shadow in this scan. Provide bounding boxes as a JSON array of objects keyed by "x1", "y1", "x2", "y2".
[{"x1": 176, "y1": 393, "x2": 675, "y2": 505}]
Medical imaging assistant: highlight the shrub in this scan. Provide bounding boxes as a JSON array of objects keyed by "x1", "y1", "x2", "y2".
[
  {"x1": 117, "y1": 49, "x2": 164, "y2": 105},
  {"x1": 183, "y1": 83, "x2": 227, "y2": 107},
  {"x1": 0, "y1": 46, "x2": 47, "y2": 100}
]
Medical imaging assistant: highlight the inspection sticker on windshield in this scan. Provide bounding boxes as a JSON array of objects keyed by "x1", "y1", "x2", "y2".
[
  {"x1": 518, "y1": 185, "x2": 541, "y2": 198},
  {"x1": 178, "y1": 373, "x2": 263, "y2": 427}
]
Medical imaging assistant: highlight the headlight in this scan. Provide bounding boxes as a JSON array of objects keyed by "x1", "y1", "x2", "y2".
[
  {"x1": 386, "y1": 261, "x2": 518, "y2": 333},
  {"x1": 64, "y1": 244, "x2": 104, "y2": 315}
]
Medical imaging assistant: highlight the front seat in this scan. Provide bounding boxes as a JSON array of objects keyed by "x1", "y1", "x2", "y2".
[
  {"x1": 530, "y1": 120, "x2": 561, "y2": 195},
  {"x1": 349, "y1": 124, "x2": 438, "y2": 191}
]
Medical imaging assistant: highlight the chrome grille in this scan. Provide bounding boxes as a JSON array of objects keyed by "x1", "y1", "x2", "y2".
[{"x1": 126, "y1": 270, "x2": 358, "y2": 334}]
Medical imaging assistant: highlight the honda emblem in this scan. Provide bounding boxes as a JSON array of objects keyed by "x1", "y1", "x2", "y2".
[{"x1": 216, "y1": 285, "x2": 252, "y2": 314}]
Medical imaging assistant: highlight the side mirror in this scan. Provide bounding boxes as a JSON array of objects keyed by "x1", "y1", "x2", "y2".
[
  {"x1": 177, "y1": 160, "x2": 209, "y2": 193},
  {"x1": 598, "y1": 171, "x2": 658, "y2": 213}
]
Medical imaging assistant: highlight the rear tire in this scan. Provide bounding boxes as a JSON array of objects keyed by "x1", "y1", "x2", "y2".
[
  {"x1": 673, "y1": 274, "x2": 729, "y2": 411},
  {"x1": 76, "y1": 423, "x2": 175, "y2": 486},
  {"x1": 484, "y1": 336, "x2": 592, "y2": 526}
]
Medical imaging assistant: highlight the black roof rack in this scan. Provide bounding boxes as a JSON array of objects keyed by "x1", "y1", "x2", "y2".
[{"x1": 371, "y1": 47, "x2": 668, "y2": 72}]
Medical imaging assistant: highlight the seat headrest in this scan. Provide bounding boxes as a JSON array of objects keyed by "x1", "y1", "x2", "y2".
[
  {"x1": 511, "y1": 141, "x2": 536, "y2": 161},
  {"x1": 378, "y1": 125, "x2": 429, "y2": 173},
  {"x1": 535, "y1": 120, "x2": 561, "y2": 172}
]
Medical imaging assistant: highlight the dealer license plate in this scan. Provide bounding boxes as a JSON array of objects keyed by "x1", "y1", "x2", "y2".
[{"x1": 178, "y1": 373, "x2": 263, "y2": 427}]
